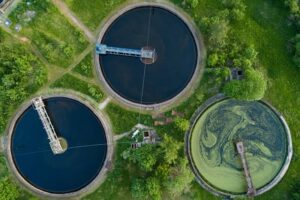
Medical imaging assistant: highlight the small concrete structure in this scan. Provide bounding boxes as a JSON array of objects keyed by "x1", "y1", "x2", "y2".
[
  {"x1": 230, "y1": 68, "x2": 244, "y2": 80},
  {"x1": 143, "y1": 130, "x2": 159, "y2": 144},
  {"x1": 131, "y1": 127, "x2": 160, "y2": 149},
  {"x1": 0, "y1": 0, "x2": 14, "y2": 14}
]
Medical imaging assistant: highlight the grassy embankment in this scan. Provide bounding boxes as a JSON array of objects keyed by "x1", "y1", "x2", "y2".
[
  {"x1": 9, "y1": 0, "x2": 88, "y2": 67},
  {"x1": 63, "y1": 0, "x2": 126, "y2": 31}
]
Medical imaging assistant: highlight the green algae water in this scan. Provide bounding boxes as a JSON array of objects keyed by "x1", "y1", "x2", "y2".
[{"x1": 190, "y1": 99, "x2": 288, "y2": 194}]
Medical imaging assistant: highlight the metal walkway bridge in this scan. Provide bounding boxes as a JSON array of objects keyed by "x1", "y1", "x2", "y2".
[
  {"x1": 236, "y1": 141, "x2": 256, "y2": 197},
  {"x1": 96, "y1": 44, "x2": 155, "y2": 60},
  {"x1": 32, "y1": 97, "x2": 64, "y2": 155}
]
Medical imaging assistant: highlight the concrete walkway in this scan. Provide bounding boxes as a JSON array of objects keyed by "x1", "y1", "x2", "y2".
[
  {"x1": 0, "y1": 136, "x2": 4, "y2": 153},
  {"x1": 52, "y1": 0, "x2": 95, "y2": 42},
  {"x1": 113, "y1": 131, "x2": 131, "y2": 141},
  {"x1": 113, "y1": 123, "x2": 152, "y2": 141},
  {"x1": 98, "y1": 97, "x2": 111, "y2": 110}
]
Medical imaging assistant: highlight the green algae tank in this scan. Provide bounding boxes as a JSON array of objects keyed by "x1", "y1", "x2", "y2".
[{"x1": 187, "y1": 96, "x2": 293, "y2": 197}]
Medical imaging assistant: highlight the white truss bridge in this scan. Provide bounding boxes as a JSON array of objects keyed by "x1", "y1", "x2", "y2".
[
  {"x1": 96, "y1": 44, "x2": 155, "y2": 61},
  {"x1": 32, "y1": 97, "x2": 64, "y2": 155}
]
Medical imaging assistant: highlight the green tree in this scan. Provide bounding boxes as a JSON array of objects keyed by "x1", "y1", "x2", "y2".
[
  {"x1": 131, "y1": 177, "x2": 162, "y2": 200},
  {"x1": 201, "y1": 11, "x2": 230, "y2": 48},
  {"x1": 164, "y1": 158, "x2": 194, "y2": 197},
  {"x1": 131, "y1": 179, "x2": 147, "y2": 200},
  {"x1": 186, "y1": 0, "x2": 199, "y2": 8},
  {"x1": 146, "y1": 177, "x2": 162, "y2": 200},
  {"x1": 223, "y1": 68, "x2": 267, "y2": 100},
  {"x1": 128, "y1": 144, "x2": 158, "y2": 172},
  {"x1": 155, "y1": 164, "x2": 170, "y2": 181},
  {"x1": 0, "y1": 178, "x2": 19, "y2": 200},
  {"x1": 0, "y1": 45, "x2": 47, "y2": 133},
  {"x1": 222, "y1": 0, "x2": 246, "y2": 21},
  {"x1": 207, "y1": 53, "x2": 219, "y2": 67},
  {"x1": 160, "y1": 134, "x2": 182, "y2": 164},
  {"x1": 174, "y1": 117, "x2": 190, "y2": 132},
  {"x1": 293, "y1": 55, "x2": 300, "y2": 67}
]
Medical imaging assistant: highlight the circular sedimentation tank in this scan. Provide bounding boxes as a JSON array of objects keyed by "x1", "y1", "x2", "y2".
[
  {"x1": 8, "y1": 96, "x2": 110, "y2": 196},
  {"x1": 96, "y1": 3, "x2": 202, "y2": 108},
  {"x1": 187, "y1": 96, "x2": 293, "y2": 197}
]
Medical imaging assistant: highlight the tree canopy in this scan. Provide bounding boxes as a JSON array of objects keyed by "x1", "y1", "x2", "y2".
[
  {"x1": 0, "y1": 38, "x2": 47, "y2": 133},
  {"x1": 0, "y1": 178, "x2": 19, "y2": 200},
  {"x1": 223, "y1": 68, "x2": 267, "y2": 100}
]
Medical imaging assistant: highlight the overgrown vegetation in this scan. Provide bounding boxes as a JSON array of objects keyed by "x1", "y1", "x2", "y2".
[
  {"x1": 118, "y1": 120, "x2": 195, "y2": 200},
  {"x1": 72, "y1": 53, "x2": 94, "y2": 78},
  {"x1": 0, "y1": 178, "x2": 19, "y2": 200},
  {"x1": 50, "y1": 74, "x2": 103, "y2": 102},
  {"x1": 63, "y1": 0, "x2": 126, "y2": 31},
  {"x1": 9, "y1": 0, "x2": 88, "y2": 67},
  {"x1": 197, "y1": 0, "x2": 267, "y2": 100},
  {"x1": 85, "y1": 118, "x2": 193, "y2": 200},
  {"x1": 0, "y1": 29, "x2": 47, "y2": 134}
]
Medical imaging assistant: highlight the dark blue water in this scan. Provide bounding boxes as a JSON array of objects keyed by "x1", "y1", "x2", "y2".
[
  {"x1": 100, "y1": 6, "x2": 198, "y2": 104},
  {"x1": 11, "y1": 97, "x2": 107, "y2": 193}
]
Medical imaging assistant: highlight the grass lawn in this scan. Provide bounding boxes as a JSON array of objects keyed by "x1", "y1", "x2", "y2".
[
  {"x1": 50, "y1": 74, "x2": 104, "y2": 102},
  {"x1": 72, "y1": 53, "x2": 94, "y2": 78},
  {"x1": 9, "y1": 0, "x2": 88, "y2": 67},
  {"x1": 105, "y1": 103, "x2": 153, "y2": 134},
  {"x1": 64, "y1": 0, "x2": 126, "y2": 31}
]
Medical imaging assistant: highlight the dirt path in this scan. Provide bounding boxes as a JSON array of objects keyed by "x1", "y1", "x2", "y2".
[
  {"x1": 40, "y1": 43, "x2": 95, "y2": 90},
  {"x1": 52, "y1": 0, "x2": 96, "y2": 42},
  {"x1": 69, "y1": 71, "x2": 98, "y2": 85}
]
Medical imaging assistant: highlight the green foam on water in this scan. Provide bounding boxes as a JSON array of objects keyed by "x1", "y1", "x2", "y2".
[{"x1": 191, "y1": 99, "x2": 287, "y2": 194}]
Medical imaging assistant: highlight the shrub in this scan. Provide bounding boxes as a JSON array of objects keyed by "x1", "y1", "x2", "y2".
[
  {"x1": 0, "y1": 178, "x2": 19, "y2": 200},
  {"x1": 223, "y1": 68, "x2": 267, "y2": 100}
]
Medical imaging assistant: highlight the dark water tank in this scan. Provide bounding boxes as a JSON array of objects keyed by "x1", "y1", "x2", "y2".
[{"x1": 99, "y1": 6, "x2": 199, "y2": 105}]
